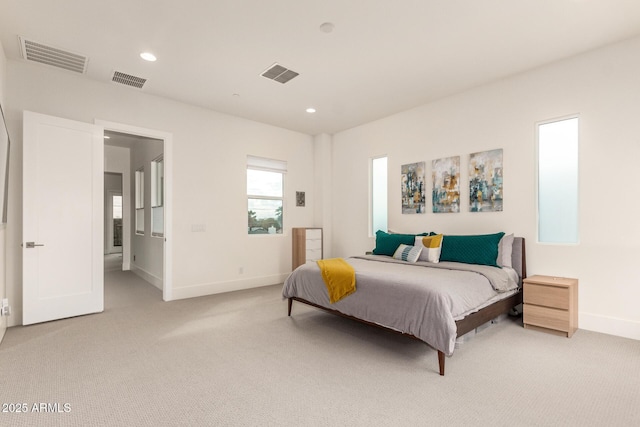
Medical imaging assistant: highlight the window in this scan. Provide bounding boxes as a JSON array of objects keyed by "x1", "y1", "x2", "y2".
[
  {"x1": 151, "y1": 156, "x2": 164, "y2": 237},
  {"x1": 537, "y1": 116, "x2": 579, "y2": 244},
  {"x1": 112, "y1": 195, "x2": 123, "y2": 220},
  {"x1": 247, "y1": 155, "x2": 286, "y2": 234},
  {"x1": 371, "y1": 156, "x2": 388, "y2": 235},
  {"x1": 135, "y1": 168, "x2": 144, "y2": 234},
  {"x1": 112, "y1": 195, "x2": 123, "y2": 247}
]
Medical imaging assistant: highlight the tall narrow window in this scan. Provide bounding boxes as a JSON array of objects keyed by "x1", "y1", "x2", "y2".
[
  {"x1": 537, "y1": 117, "x2": 579, "y2": 244},
  {"x1": 135, "y1": 168, "x2": 144, "y2": 235},
  {"x1": 247, "y1": 155, "x2": 286, "y2": 234},
  {"x1": 151, "y1": 156, "x2": 164, "y2": 237},
  {"x1": 113, "y1": 195, "x2": 123, "y2": 247},
  {"x1": 371, "y1": 156, "x2": 388, "y2": 235}
]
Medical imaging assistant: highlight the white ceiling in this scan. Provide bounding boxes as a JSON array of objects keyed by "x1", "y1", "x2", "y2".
[{"x1": 2, "y1": 0, "x2": 640, "y2": 135}]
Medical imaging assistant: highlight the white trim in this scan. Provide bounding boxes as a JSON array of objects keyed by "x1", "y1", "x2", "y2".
[
  {"x1": 247, "y1": 155, "x2": 287, "y2": 172},
  {"x1": 96, "y1": 119, "x2": 174, "y2": 301},
  {"x1": 171, "y1": 274, "x2": 289, "y2": 300},
  {"x1": 579, "y1": 312, "x2": 640, "y2": 341}
]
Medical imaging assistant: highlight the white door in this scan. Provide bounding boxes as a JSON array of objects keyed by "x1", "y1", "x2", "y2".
[{"x1": 23, "y1": 111, "x2": 104, "y2": 325}]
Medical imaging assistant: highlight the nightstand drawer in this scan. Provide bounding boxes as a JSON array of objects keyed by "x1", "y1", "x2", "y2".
[
  {"x1": 524, "y1": 283, "x2": 570, "y2": 310},
  {"x1": 523, "y1": 304, "x2": 570, "y2": 332}
]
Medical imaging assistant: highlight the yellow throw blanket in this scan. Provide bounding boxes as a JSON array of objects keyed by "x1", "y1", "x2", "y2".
[{"x1": 316, "y1": 258, "x2": 356, "y2": 303}]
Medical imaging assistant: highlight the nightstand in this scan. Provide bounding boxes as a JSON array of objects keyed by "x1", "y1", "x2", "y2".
[{"x1": 523, "y1": 275, "x2": 578, "y2": 337}]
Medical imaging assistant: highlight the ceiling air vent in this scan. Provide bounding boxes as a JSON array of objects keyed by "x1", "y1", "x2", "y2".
[
  {"x1": 261, "y1": 63, "x2": 299, "y2": 84},
  {"x1": 19, "y1": 36, "x2": 88, "y2": 74},
  {"x1": 112, "y1": 71, "x2": 147, "y2": 89}
]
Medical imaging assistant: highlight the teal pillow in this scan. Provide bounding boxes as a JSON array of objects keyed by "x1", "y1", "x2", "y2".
[
  {"x1": 440, "y1": 232, "x2": 505, "y2": 267},
  {"x1": 372, "y1": 230, "x2": 417, "y2": 256}
]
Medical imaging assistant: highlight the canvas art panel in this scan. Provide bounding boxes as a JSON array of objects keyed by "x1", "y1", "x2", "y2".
[
  {"x1": 401, "y1": 161, "x2": 425, "y2": 214},
  {"x1": 432, "y1": 156, "x2": 460, "y2": 213},
  {"x1": 469, "y1": 148, "x2": 503, "y2": 212}
]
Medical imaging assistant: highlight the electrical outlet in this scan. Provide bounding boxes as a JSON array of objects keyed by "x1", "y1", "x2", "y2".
[{"x1": 1, "y1": 298, "x2": 10, "y2": 317}]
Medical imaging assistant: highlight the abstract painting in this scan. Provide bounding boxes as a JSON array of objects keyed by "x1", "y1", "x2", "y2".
[
  {"x1": 469, "y1": 149, "x2": 503, "y2": 212},
  {"x1": 432, "y1": 156, "x2": 460, "y2": 213},
  {"x1": 401, "y1": 161, "x2": 425, "y2": 214}
]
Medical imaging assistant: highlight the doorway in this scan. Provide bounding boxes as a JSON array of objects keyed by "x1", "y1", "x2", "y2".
[{"x1": 99, "y1": 120, "x2": 173, "y2": 301}]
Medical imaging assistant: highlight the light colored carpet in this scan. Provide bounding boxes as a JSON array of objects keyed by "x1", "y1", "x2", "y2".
[
  {"x1": 0, "y1": 270, "x2": 639, "y2": 426},
  {"x1": 104, "y1": 253, "x2": 123, "y2": 272}
]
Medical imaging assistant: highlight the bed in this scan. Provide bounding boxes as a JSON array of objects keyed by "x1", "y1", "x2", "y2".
[{"x1": 283, "y1": 233, "x2": 526, "y2": 375}]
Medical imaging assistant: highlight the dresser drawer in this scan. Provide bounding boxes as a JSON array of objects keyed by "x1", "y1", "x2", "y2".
[
  {"x1": 524, "y1": 304, "x2": 570, "y2": 332},
  {"x1": 524, "y1": 283, "x2": 570, "y2": 310},
  {"x1": 306, "y1": 229, "x2": 322, "y2": 240},
  {"x1": 306, "y1": 248, "x2": 322, "y2": 262},
  {"x1": 306, "y1": 238, "x2": 322, "y2": 251}
]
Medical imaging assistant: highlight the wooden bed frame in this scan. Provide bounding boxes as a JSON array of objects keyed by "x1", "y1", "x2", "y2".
[{"x1": 287, "y1": 238, "x2": 526, "y2": 376}]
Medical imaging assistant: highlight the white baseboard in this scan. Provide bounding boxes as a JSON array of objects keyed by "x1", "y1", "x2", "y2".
[
  {"x1": 131, "y1": 264, "x2": 163, "y2": 291},
  {"x1": 579, "y1": 312, "x2": 640, "y2": 341},
  {"x1": 171, "y1": 273, "x2": 289, "y2": 300}
]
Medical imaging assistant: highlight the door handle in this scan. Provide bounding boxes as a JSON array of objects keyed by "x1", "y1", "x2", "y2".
[{"x1": 25, "y1": 242, "x2": 45, "y2": 248}]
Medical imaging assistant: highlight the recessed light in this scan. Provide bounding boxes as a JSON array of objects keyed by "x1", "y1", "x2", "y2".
[
  {"x1": 104, "y1": 135, "x2": 110, "y2": 139},
  {"x1": 140, "y1": 52, "x2": 157, "y2": 62},
  {"x1": 306, "y1": 107, "x2": 316, "y2": 113}
]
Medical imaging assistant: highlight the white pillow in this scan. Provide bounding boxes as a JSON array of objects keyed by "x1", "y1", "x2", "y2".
[
  {"x1": 415, "y1": 234, "x2": 443, "y2": 263},
  {"x1": 497, "y1": 233, "x2": 514, "y2": 268},
  {"x1": 393, "y1": 244, "x2": 422, "y2": 263}
]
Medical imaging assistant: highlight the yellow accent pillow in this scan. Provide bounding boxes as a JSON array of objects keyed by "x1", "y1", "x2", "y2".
[{"x1": 415, "y1": 234, "x2": 443, "y2": 263}]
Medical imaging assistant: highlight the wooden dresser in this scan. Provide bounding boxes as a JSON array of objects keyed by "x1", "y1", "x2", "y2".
[
  {"x1": 523, "y1": 275, "x2": 578, "y2": 337},
  {"x1": 292, "y1": 228, "x2": 323, "y2": 270}
]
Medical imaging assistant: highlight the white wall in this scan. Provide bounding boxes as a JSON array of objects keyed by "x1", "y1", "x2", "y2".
[
  {"x1": 313, "y1": 133, "x2": 333, "y2": 259},
  {"x1": 4, "y1": 58, "x2": 315, "y2": 325},
  {"x1": 0, "y1": 41, "x2": 7, "y2": 341},
  {"x1": 332, "y1": 35, "x2": 640, "y2": 340}
]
